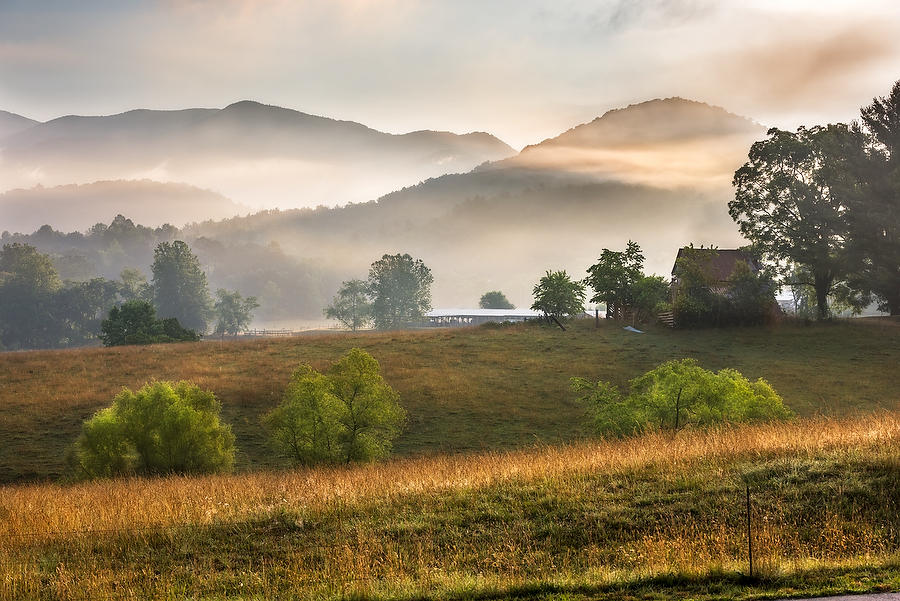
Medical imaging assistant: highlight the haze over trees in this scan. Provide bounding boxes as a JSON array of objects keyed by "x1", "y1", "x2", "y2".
[
  {"x1": 213, "y1": 289, "x2": 259, "y2": 336},
  {"x1": 151, "y1": 241, "x2": 214, "y2": 333},
  {"x1": 479, "y1": 290, "x2": 515, "y2": 310},
  {"x1": 367, "y1": 253, "x2": 433, "y2": 330},
  {"x1": 324, "y1": 279, "x2": 372, "y2": 331}
]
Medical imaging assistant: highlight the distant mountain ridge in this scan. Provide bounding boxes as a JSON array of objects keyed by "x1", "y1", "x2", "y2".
[
  {"x1": 0, "y1": 180, "x2": 246, "y2": 234},
  {"x1": 0, "y1": 110, "x2": 38, "y2": 140},
  {"x1": 0, "y1": 100, "x2": 516, "y2": 209}
]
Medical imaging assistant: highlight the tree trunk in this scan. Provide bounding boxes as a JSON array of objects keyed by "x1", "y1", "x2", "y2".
[{"x1": 814, "y1": 274, "x2": 831, "y2": 320}]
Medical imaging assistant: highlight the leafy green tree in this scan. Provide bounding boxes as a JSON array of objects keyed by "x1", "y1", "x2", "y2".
[
  {"x1": 632, "y1": 275, "x2": 670, "y2": 322},
  {"x1": 367, "y1": 253, "x2": 433, "y2": 330},
  {"x1": 584, "y1": 240, "x2": 645, "y2": 320},
  {"x1": 151, "y1": 240, "x2": 213, "y2": 333},
  {"x1": 214, "y1": 288, "x2": 260, "y2": 336},
  {"x1": 479, "y1": 290, "x2": 515, "y2": 310},
  {"x1": 531, "y1": 270, "x2": 586, "y2": 324},
  {"x1": 845, "y1": 81, "x2": 900, "y2": 314},
  {"x1": 571, "y1": 359, "x2": 791, "y2": 437},
  {"x1": 99, "y1": 300, "x2": 198, "y2": 346},
  {"x1": 731, "y1": 126, "x2": 854, "y2": 319},
  {"x1": 0, "y1": 243, "x2": 62, "y2": 349},
  {"x1": 73, "y1": 381, "x2": 235, "y2": 479},
  {"x1": 325, "y1": 279, "x2": 372, "y2": 331},
  {"x1": 264, "y1": 348, "x2": 406, "y2": 465}
]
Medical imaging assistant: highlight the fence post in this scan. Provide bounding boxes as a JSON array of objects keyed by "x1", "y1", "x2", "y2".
[{"x1": 746, "y1": 484, "x2": 753, "y2": 578}]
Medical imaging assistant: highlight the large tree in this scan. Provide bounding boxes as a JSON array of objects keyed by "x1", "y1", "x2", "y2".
[
  {"x1": 730, "y1": 126, "x2": 854, "y2": 319},
  {"x1": 846, "y1": 81, "x2": 900, "y2": 314},
  {"x1": 151, "y1": 240, "x2": 213, "y2": 333},
  {"x1": 0, "y1": 243, "x2": 62, "y2": 349},
  {"x1": 367, "y1": 253, "x2": 433, "y2": 330}
]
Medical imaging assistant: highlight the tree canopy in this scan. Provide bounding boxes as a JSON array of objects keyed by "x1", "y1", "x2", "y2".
[
  {"x1": 531, "y1": 270, "x2": 586, "y2": 324},
  {"x1": 99, "y1": 299, "x2": 199, "y2": 346},
  {"x1": 214, "y1": 288, "x2": 260, "y2": 336},
  {"x1": 571, "y1": 359, "x2": 791, "y2": 437},
  {"x1": 730, "y1": 125, "x2": 853, "y2": 319},
  {"x1": 151, "y1": 240, "x2": 214, "y2": 333},
  {"x1": 479, "y1": 290, "x2": 515, "y2": 310},
  {"x1": 264, "y1": 348, "x2": 406, "y2": 465},
  {"x1": 325, "y1": 279, "x2": 372, "y2": 331},
  {"x1": 367, "y1": 253, "x2": 433, "y2": 330},
  {"x1": 584, "y1": 240, "x2": 645, "y2": 320},
  {"x1": 73, "y1": 381, "x2": 235, "y2": 479}
]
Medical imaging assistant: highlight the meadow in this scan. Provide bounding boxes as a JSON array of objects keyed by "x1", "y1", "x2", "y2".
[
  {"x1": 1, "y1": 412, "x2": 898, "y2": 599},
  {"x1": 1, "y1": 318, "x2": 898, "y2": 599},
  {"x1": 1, "y1": 317, "x2": 898, "y2": 483}
]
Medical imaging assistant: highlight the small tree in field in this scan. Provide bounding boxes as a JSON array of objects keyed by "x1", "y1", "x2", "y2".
[
  {"x1": 325, "y1": 279, "x2": 372, "y2": 331},
  {"x1": 264, "y1": 348, "x2": 406, "y2": 465},
  {"x1": 214, "y1": 288, "x2": 259, "y2": 336},
  {"x1": 531, "y1": 270, "x2": 585, "y2": 324},
  {"x1": 73, "y1": 381, "x2": 235, "y2": 479},
  {"x1": 479, "y1": 290, "x2": 515, "y2": 310},
  {"x1": 571, "y1": 359, "x2": 791, "y2": 437}
]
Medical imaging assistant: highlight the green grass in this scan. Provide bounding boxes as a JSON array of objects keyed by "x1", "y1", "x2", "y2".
[
  {"x1": 0, "y1": 317, "x2": 897, "y2": 484},
  {"x1": 3, "y1": 415, "x2": 899, "y2": 599}
]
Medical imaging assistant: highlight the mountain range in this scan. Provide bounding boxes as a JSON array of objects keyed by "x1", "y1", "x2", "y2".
[
  {"x1": 3, "y1": 97, "x2": 766, "y2": 314},
  {"x1": 0, "y1": 100, "x2": 515, "y2": 216}
]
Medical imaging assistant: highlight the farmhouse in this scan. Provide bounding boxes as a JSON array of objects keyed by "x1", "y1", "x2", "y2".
[
  {"x1": 425, "y1": 308, "x2": 543, "y2": 327},
  {"x1": 670, "y1": 247, "x2": 761, "y2": 297}
]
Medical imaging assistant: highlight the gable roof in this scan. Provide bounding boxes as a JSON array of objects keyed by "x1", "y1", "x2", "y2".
[{"x1": 671, "y1": 248, "x2": 760, "y2": 281}]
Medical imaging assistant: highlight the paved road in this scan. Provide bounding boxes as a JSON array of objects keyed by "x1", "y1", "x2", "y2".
[{"x1": 783, "y1": 594, "x2": 900, "y2": 601}]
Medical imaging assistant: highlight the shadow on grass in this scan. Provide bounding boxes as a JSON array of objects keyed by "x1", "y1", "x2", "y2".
[{"x1": 366, "y1": 561, "x2": 900, "y2": 601}]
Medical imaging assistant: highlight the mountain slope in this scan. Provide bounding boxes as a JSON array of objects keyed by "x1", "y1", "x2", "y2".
[
  {"x1": 187, "y1": 99, "x2": 763, "y2": 309},
  {"x1": 0, "y1": 110, "x2": 38, "y2": 140},
  {"x1": 0, "y1": 101, "x2": 515, "y2": 209},
  {"x1": 0, "y1": 180, "x2": 247, "y2": 234}
]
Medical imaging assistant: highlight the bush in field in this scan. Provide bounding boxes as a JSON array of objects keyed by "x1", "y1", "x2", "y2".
[
  {"x1": 571, "y1": 359, "x2": 791, "y2": 437},
  {"x1": 264, "y1": 348, "x2": 406, "y2": 465},
  {"x1": 73, "y1": 381, "x2": 235, "y2": 479}
]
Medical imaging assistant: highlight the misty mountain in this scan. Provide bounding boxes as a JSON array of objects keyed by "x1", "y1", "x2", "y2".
[
  {"x1": 0, "y1": 101, "x2": 515, "y2": 209},
  {"x1": 187, "y1": 99, "x2": 766, "y2": 310},
  {"x1": 0, "y1": 110, "x2": 38, "y2": 140},
  {"x1": 0, "y1": 180, "x2": 247, "y2": 234}
]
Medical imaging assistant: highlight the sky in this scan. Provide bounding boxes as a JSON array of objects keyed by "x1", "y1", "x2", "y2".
[{"x1": 1, "y1": 0, "x2": 900, "y2": 149}]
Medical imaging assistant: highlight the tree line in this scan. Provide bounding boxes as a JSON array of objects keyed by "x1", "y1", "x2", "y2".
[{"x1": 0, "y1": 239, "x2": 258, "y2": 350}]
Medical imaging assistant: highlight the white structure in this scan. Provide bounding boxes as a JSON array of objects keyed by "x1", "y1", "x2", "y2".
[{"x1": 425, "y1": 308, "x2": 543, "y2": 327}]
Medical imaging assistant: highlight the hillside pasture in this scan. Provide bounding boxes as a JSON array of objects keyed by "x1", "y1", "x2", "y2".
[{"x1": 0, "y1": 317, "x2": 897, "y2": 483}]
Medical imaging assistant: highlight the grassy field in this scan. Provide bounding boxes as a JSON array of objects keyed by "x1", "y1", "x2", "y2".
[
  {"x1": 2, "y1": 412, "x2": 898, "y2": 600},
  {"x1": 1, "y1": 317, "x2": 898, "y2": 483}
]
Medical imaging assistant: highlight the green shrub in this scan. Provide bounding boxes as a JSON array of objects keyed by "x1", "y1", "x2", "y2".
[
  {"x1": 264, "y1": 348, "x2": 406, "y2": 465},
  {"x1": 73, "y1": 381, "x2": 235, "y2": 479},
  {"x1": 571, "y1": 359, "x2": 792, "y2": 437}
]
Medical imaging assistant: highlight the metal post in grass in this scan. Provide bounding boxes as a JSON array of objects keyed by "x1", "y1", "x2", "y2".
[{"x1": 746, "y1": 484, "x2": 753, "y2": 578}]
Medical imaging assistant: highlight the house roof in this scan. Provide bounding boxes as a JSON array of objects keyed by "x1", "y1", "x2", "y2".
[{"x1": 671, "y1": 248, "x2": 760, "y2": 281}]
